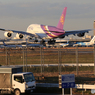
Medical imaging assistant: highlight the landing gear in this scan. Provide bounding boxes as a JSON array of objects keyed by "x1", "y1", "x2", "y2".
[
  {"x1": 34, "y1": 39, "x2": 38, "y2": 42},
  {"x1": 28, "y1": 37, "x2": 38, "y2": 42},
  {"x1": 40, "y1": 39, "x2": 56, "y2": 46},
  {"x1": 40, "y1": 39, "x2": 46, "y2": 46},
  {"x1": 34, "y1": 37, "x2": 38, "y2": 42},
  {"x1": 48, "y1": 39, "x2": 56, "y2": 44}
]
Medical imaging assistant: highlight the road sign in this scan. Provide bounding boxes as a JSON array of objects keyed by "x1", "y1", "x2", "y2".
[
  {"x1": 91, "y1": 89, "x2": 95, "y2": 94},
  {"x1": 62, "y1": 74, "x2": 75, "y2": 88}
]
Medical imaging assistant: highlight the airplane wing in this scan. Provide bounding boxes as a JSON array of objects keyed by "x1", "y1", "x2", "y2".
[
  {"x1": 45, "y1": 29, "x2": 92, "y2": 36},
  {"x1": 64, "y1": 29, "x2": 92, "y2": 36},
  {"x1": 0, "y1": 28, "x2": 92, "y2": 39},
  {"x1": 0, "y1": 28, "x2": 35, "y2": 37}
]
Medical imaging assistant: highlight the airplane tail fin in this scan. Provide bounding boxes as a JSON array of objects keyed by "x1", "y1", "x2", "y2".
[
  {"x1": 57, "y1": 7, "x2": 67, "y2": 29},
  {"x1": 90, "y1": 36, "x2": 95, "y2": 43}
]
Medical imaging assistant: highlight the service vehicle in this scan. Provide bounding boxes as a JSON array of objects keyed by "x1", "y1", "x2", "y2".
[{"x1": 0, "y1": 66, "x2": 36, "y2": 95}]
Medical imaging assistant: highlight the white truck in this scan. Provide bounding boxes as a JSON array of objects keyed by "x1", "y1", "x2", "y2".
[{"x1": 0, "y1": 66, "x2": 36, "y2": 95}]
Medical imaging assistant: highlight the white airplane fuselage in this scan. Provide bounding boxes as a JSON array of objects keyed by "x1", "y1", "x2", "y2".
[{"x1": 26, "y1": 24, "x2": 65, "y2": 39}]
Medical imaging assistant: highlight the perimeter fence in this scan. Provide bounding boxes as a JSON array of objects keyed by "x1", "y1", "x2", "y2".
[
  {"x1": 0, "y1": 47, "x2": 94, "y2": 65},
  {"x1": 0, "y1": 46, "x2": 95, "y2": 75}
]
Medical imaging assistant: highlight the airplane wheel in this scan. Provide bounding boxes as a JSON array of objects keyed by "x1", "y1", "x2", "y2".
[
  {"x1": 34, "y1": 39, "x2": 38, "y2": 42},
  {"x1": 40, "y1": 39, "x2": 45, "y2": 44}
]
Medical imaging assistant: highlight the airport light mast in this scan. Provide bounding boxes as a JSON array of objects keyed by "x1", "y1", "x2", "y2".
[{"x1": 93, "y1": 20, "x2": 95, "y2": 36}]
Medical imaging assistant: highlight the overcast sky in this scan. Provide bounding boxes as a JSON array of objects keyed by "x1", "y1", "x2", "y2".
[{"x1": 0, "y1": 0, "x2": 95, "y2": 39}]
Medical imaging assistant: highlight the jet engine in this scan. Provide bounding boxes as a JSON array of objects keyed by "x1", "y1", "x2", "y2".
[
  {"x1": 16, "y1": 33, "x2": 24, "y2": 39},
  {"x1": 77, "y1": 33, "x2": 85, "y2": 37},
  {"x1": 4, "y1": 32, "x2": 12, "y2": 38}
]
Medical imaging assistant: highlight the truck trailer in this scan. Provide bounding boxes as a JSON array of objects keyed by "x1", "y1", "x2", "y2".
[{"x1": 0, "y1": 66, "x2": 36, "y2": 95}]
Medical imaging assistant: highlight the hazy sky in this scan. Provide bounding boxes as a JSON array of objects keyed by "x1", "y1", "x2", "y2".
[{"x1": 0, "y1": 0, "x2": 95, "y2": 39}]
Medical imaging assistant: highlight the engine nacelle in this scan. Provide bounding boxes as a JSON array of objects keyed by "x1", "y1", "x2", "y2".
[
  {"x1": 16, "y1": 33, "x2": 24, "y2": 39},
  {"x1": 77, "y1": 33, "x2": 85, "y2": 37},
  {"x1": 4, "y1": 32, "x2": 12, "y2": 38}
]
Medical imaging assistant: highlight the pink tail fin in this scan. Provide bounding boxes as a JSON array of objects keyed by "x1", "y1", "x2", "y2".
[{"x1": 57, "y1": 7, "x2": 67, "y2": 29}]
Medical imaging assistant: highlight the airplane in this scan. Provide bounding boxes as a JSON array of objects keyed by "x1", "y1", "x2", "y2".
[
  {"x1": 2, "y1": 40, "x2": 42, "y2": 48},
  {"x1": 21, "y1": 43, "x2": 42, "y2": 48},
  {"x1": 0, "y1": 7, "x2": 92, "y2": 45},
  {"x1": 59, "y1": 41, "x2": 69, "y2": 47},
  {"x1": 73, "y1": 36, "x2": 95, "y2": 47},
  {"x1": 2, "y1": 41, "x2": 17, "y2": 48},
  {"x1": 0, "y1": 39, "x2": 16, "y2": 48}
]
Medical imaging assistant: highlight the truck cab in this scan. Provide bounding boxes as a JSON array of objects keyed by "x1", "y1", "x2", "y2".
[{"x1": 12, "y1": 72, "x2": 36, "y2": 95}]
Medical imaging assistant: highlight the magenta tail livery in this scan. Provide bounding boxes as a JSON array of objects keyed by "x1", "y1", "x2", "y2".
[
  {"x1": 57, "y1": 7, "x2": 67, "y2": 29},
  {"x1": 0, "y1": 7, "x2": 92, "y2": 44}
]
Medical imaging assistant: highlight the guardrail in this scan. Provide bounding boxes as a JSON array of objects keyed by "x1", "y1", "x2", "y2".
[{"x1": 75, "y1": 84, "x2": 95, "y2": 90}]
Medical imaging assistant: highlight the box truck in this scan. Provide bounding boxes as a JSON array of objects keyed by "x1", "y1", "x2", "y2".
[{"x1": 0, "y1": 66, "x2": 36, "y2": 95}]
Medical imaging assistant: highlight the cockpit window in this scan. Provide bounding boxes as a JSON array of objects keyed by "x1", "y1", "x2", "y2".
[{"x1": 24, "y1": 73, "x2": 35, "y2": 82}]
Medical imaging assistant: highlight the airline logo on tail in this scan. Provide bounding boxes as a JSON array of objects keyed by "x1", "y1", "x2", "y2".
[
  {"x1": 57, "y1": 7, "x2": 67, "y2": 29},
  {"x1": 60, "y1": 14, "x2": 64, "y2": 25}
]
